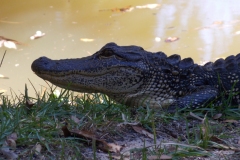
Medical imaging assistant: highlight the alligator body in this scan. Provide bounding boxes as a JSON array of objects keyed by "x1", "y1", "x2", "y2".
[{"x1": 31, "y1": 43, "x2": 240, "y2": 111}]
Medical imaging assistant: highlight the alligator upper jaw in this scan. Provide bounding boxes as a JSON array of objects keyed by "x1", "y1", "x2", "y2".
[
  {"x1": 31, "y1": 56, "x2": 146, "y2": 94},
  {"x1": 31, "y1": 56, "x2": 141, "y2": 76},
  {"x1": 32, "y1": 57, "x2": 105, "y2": 77},
  {"x1": 31, "y1": 56, "x2": 56, "y2": 74}
]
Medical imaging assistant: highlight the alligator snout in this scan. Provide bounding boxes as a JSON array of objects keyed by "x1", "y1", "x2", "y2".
[{"x1": 31, "y1": 56, "x2": 54, "y2": 73}]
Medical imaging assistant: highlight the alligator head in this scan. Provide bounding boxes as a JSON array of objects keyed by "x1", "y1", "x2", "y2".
[{"x1": 32, "y1": 42, "x2": 167, "y2": 107}]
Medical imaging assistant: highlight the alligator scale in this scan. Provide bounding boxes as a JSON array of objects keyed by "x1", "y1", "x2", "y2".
[{"x1": 31, "y1": 43, "x2": 240, "y2": 111}]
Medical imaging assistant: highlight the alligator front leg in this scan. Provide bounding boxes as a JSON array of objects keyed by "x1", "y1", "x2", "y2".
[{"x1": 167, "y1": 86, "x2": 219, "y2": 112}]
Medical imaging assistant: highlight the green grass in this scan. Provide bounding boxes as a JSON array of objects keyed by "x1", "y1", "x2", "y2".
[{"x1": 0, "y1": 86, "x2": 239, "y2": 159}]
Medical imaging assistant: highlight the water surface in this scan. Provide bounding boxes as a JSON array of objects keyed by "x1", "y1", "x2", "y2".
[{"x1": 1, "y1": 0, "x2": 240, "y2": 96}]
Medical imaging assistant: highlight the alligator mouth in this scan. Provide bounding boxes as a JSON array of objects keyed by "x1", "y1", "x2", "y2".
[
  {"x1": 31, "y1": 56, "x2": 143, "y2": 78},
  {"x1": 33, "y1": 66, "x2": 136, "y2": 77},
  {"x1": 31, "y1": 56, "x2": 144, "y2": 94},
  {"x1": 33, "y1": 71, "x2": 142, "y2": 94},
  {"x1": 32, "y1": 56, "x2": 138, "y2": 75}
]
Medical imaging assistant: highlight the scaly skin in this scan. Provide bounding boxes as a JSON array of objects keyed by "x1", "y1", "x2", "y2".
[{"x1": 31, "y1": 42, "x2": 240, "y2": 111}]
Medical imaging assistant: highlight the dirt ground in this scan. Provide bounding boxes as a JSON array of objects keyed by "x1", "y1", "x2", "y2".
[{"x1": 79, "y1": 118, "x2": 240, "y2": 160}]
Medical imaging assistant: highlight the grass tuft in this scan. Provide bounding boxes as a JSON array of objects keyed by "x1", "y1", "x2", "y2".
[{"x1": 0, "y1": 85, "x2": 239, "y2": 159}]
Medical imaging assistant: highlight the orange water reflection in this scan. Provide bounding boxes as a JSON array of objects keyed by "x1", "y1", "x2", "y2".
[{"x1": 1, "y1": 0, "x2": 240, "y2": 95}]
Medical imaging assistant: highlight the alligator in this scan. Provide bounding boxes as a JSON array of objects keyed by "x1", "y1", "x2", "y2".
[{"x1": 31, "y1": 42, "x2": 240, "y2": 112}]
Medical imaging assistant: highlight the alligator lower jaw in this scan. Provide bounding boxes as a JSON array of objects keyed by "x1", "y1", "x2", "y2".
[
  {"x1": 34, "y1": 73, "x2": 102, "y2": 93},
  {"x1": 34, "y1": 70, "x2": 144, "y2": 95}
]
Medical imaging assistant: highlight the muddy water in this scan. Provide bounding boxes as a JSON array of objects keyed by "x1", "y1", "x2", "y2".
[{"x1": 1, "y1": 0, "x2": 240, "y2": 96}]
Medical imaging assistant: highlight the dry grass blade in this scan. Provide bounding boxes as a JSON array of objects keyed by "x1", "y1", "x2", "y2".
[
  {"x1": 132, "y1": 125, "x2": 154, "y2": 139},
  {"x1": 147, "y1": 155, "x2": 172, "y2": 160},
  {"x1": 189, "y1": 112, "x2": 217, "y2": 124},
  {"x1": 0, "y1": 50, "x2": 6, "y2": 67}
]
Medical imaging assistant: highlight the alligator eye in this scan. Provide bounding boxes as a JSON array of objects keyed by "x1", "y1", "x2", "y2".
[
  {"x1": 99, "y1": 49, "x2": 125, "y2": 60},
  {"x1": 99, "y1": 49, "x2": 114, "y2": 58}
]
